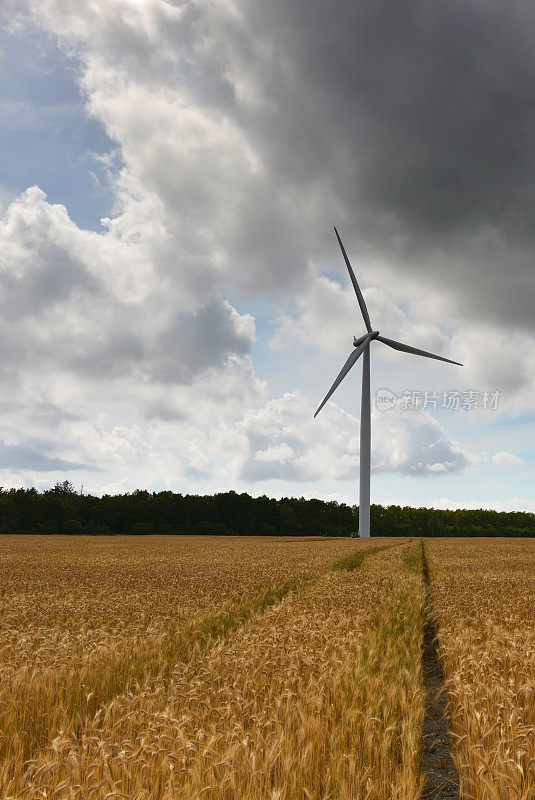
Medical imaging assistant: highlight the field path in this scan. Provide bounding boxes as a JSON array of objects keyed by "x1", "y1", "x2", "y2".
[
  {"x1": 425, "y1": 538, "x2": 535, "y2": 799},
  {"x1": 420, "y1": 542, "x2": 460, "y2": 800}
]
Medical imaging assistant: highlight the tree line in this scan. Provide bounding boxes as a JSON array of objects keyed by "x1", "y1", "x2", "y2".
[
  {"x1": 0, "y1": 483, "x2": 354, "y2": 537},
  {"x1": 0, "y1": 483, "x2": 533, "y2": 537},
  {"x1": 370, "y1": 503, "x2": 535, "y2": 538}
]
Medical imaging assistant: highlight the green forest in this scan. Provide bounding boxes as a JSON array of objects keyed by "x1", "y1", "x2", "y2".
[{"x1": 0, "y1": 483, "x2": 534, "y2": 537}]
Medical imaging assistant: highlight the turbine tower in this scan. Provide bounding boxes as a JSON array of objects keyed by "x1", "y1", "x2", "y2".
[{"x1": 314, "y1": 228, "x2": 462, "y2": 538}]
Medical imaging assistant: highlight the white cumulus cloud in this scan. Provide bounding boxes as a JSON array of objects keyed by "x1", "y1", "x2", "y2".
[
  {"x1": 491, "y1": 451, "x2": 525, "y2": 468},
  {"x1": 235, "y1": 393, "x2": 475, "y2": 483}
]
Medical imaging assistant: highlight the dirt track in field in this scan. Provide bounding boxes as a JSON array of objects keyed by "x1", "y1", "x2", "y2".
[{"x1": 420, "y1": 542, "x2": 461, "y2": 800}]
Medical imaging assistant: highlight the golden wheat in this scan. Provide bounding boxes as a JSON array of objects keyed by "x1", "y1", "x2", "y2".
[
  {"x1": 425, "y1": 538, "x2": 535, "y2": 800},
  {"x1": 0, "y1": 534, "x2": 391, "y2": 792},
  {"x1": 15, "y1": 542, "x2": 423, "y2": 800}
]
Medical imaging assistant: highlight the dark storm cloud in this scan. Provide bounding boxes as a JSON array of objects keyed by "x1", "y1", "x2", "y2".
[
  {"x1": 275, "y1": 0, "x2": 535, "y2": 233},
  {"x1": 209, "y1": 0, "x2": 535, "y2": 326}
]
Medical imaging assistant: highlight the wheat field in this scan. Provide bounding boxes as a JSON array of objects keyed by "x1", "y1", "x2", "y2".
[
  {"x1": 2, "y1": 536, "x2": 378, "y2": 781},
  {"x1": 2, "y1": 535, "x2": 535, "y2": 799},
  {"x1": 426, "y1": 538, "x2": 535, "y2": 800}
]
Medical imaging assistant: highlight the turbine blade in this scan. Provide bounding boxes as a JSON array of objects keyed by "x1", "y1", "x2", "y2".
[
  {"x1": 314, "y1": 338, "x2": 371, "y2": 418},
  {"x1": 377, "y1": 335, "x2": 463, "y2": 366},
  {"x1": 334, "y1": 226, "x2": 372, "y2": 332}
]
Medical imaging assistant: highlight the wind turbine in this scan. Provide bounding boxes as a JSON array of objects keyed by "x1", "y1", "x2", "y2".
[{"x1": 314, "y1": 228, "x2": 463, "y2": 538}]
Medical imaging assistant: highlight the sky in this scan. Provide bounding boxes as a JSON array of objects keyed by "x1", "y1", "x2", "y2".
[{"x1": 0, "y1": 0, "x2": 534, "y2": 511}]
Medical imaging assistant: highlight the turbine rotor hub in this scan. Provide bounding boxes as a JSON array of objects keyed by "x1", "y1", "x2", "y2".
[{"x1": 353, "y1": 331, "x2": 380, "y2": 347}]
